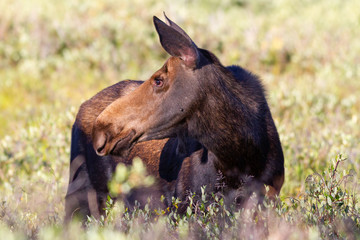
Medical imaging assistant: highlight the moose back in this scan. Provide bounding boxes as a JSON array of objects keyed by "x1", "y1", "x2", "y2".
[{"x1": 65, "y1": 15, "x2": 284, "y2": 222}]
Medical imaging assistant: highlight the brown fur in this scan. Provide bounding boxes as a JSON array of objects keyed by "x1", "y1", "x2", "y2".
[
  {"x1": 65, "y1": 80, "x2": 215, "y2": 222},
  {"x1": 92, "y1": 17, "x2": 284, "y2": 196},
  {"x1": 65, "y1": 15, "x2": 284, "y2": 222}
]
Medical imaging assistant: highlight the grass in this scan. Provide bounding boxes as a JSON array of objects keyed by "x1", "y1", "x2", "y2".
[{"x1": 0, "y1": 0, "x2": 359, "y2": 239}]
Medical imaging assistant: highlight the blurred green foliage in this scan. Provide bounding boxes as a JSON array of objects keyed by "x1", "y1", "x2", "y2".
[
  {"x1": 0, "y1": 0, "x2": 359, "y2": 239},
  {"x1": 108, "y1": 157, "x2": 155, "y2": 196}
]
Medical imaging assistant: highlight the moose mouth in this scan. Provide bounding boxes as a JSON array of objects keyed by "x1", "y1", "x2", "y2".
[{"x1": 109, "y1": 130, "x2": 144, "y2": 156}]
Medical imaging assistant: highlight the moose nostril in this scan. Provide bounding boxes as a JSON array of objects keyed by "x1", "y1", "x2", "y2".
[
  {"x1": 96, "y1": 143, "x2": 106, "y2": 155},
  {"x1": 94, "y1": 132, "x2": 107, "y2": 156}
]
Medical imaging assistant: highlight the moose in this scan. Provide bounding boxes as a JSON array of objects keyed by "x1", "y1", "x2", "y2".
[{"x1": 65, "y1": 14, "x2": 284, "y2": 222}]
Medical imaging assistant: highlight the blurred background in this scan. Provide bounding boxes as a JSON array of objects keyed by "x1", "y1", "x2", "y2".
[{"x1": 0, "y1": 0, "x2": 359, "y2": 236}]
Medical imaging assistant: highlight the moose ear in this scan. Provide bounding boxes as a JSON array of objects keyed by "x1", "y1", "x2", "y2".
[
  {"x1": 153, "y1": 16, "x2": 199, "y2": 69},
  {"x1": 163, "y1": 12, "x2": 194, "y2": 44}
]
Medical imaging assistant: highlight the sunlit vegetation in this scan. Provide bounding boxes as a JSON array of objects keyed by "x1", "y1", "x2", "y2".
[{"x1": 0, "y1": 0, "x2": 359, "y2": 239}]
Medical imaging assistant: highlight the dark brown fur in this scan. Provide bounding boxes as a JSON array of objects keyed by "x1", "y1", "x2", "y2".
[
  {"x1": 65, "y1": 15, "x2": 284, "y2": 222},
  {"x1": 65, "y1": 80, "x2": 215, "y2": 222}
]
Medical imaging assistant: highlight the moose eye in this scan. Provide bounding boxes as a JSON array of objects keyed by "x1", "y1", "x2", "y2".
[{"x1": 153, "y1": 77, "x2": 164, "y2": 87}]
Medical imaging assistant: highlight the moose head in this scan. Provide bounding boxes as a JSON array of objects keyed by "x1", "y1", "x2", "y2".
[{"x1": 92, "y1": 15, "x2": 215, "y2": 157}]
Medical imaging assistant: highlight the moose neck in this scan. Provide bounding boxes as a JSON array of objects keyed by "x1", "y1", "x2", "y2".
[{"x1": 187, "y1": 52, "x2": 268, "y2": 176}]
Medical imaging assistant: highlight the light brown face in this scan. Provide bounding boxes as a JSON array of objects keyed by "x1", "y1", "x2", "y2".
[
  {"x1": 92, "y1": 57, "x2": 195, "y2": 156},
  {"x1": 92, "y1": 15, "x2": 203, "y2": 156}
]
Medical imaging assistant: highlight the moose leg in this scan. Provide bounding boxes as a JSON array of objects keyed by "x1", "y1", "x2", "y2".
[
  {"x1": 64, "y1": 155, "x2": 95, "y2": 222},
  {"x1": 64, "y1": 125, "x2": 112, "y2": 223}
]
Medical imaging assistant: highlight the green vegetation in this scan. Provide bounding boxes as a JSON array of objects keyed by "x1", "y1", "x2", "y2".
[{"x1": 0, "y1": 0, "x2": 359, "y2": 239}]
